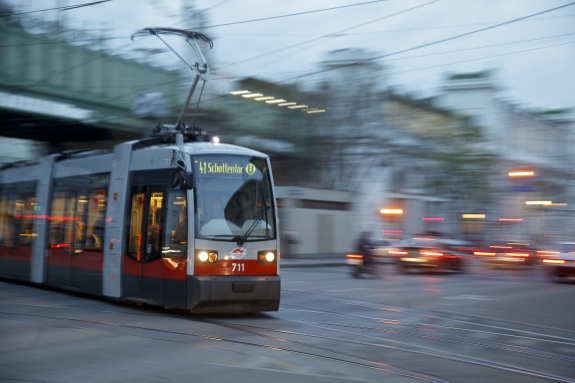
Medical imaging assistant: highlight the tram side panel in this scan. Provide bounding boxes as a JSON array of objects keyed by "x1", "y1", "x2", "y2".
[
  {"x1": 45, "y1": 154, "x2": 112, "y2": 295},
  {"x1": 0, "y1": 165, "x2": 41, "y2": 282},
  {"x1": 103, "y1": 142, "x2": 134, "y2": 299},
  {"x1": 31, "y1": 155, "x2": 58, "y2": 284}
]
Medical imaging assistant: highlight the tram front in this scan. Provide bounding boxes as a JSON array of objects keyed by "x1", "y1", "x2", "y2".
[{"x1": 185, "y1": 150, "x2": 280, "y2": 313}]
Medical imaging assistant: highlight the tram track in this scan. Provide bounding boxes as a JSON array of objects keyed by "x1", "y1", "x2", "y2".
[
  {"x1": 0, "y1": 306, "x2": 452, "y2": 383},
  {"x1": 281, "y1": 289, "x2": 575, "y2": 345},
  {"x1": 201, "y1": 317, "x2": 575, "y2": 383},
  {"x1": 1, "y1": 300, "x2": 575, "y2": 382},
  {"x1": 276, "y1": 304, "x2": 575, "y2": 362}
]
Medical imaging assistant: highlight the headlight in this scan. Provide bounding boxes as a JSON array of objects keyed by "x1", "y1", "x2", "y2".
[
  {"x1": 257, "y1": 250, "x2": 277, "y2": 263},
  {"x1": 197, "y1": 250, "x2": 218, "y2": 262}
]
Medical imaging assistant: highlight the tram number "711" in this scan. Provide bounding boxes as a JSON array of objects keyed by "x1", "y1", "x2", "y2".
[{"x1": 232, "y1": 263, "x2": 245, "y2": 272}]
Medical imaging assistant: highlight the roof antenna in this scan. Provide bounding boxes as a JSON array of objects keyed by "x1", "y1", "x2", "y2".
[{"x1": 132, "y1": 28, "x2": 213, "y2": 142}]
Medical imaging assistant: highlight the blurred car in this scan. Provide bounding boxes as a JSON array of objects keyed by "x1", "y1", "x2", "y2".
[
  {"x1": 540, "y1": 242, "x2": 575, "y2": 282},
  {"x1": 371, "y1": 239, "x2": 404, "y2": 263},
  {"x1": 395, "y1": 238, "x2": 468, "y2": 273},
  {"x1": 474, "y1": 239, "x2": 538, "y2": 268}
]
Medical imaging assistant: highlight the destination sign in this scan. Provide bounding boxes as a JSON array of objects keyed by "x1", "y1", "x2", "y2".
[{"x1": 197, "y1": 161, "x2": 257, "y2": 176}]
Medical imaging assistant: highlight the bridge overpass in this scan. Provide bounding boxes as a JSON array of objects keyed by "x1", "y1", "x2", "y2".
[{"x1": 0, "y1": 15, "x2": 182, "y2": 161}]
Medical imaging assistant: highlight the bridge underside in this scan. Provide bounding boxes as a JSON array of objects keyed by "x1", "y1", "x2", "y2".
[{"x1": 0, "y1": 109, "x2": 140, "y2": 143}]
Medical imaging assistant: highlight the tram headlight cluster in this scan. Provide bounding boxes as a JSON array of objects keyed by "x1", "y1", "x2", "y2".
[
  {"x1": 257, "y1": 250, "x2": 277, "y2": 263},
  {"x1": 197, "y1": 250, "x2": 218, "y2": 263}
]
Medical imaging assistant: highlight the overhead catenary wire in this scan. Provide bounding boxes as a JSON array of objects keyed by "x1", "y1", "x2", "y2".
[
  {"x1": 0, "y1": 0, "x2": 112, "y2": 18},
  {"x1": 386, "y1": 40, "x2": 575, "y2": 76},
  {"x1": 278, "y1": 0, "x2": 575, "y2": 84},
  {"x1": 214, "y1": 0, "x2": 441, "y2": 70},
  {"x1": 201, "y1": 0, "x2": 392, "y2": 29},
  {"x1": 229, "y1": 33, "x2": 575, "y2": 78}
]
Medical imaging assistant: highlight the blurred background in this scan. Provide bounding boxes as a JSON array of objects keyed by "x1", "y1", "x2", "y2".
[{"x1": 1, "y1": 0, "x2": 573, "y2": 257}]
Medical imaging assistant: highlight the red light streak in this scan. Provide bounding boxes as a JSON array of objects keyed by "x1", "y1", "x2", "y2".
[{"x1": 421, "y1": 251, "x2": 442, "y2": 257}]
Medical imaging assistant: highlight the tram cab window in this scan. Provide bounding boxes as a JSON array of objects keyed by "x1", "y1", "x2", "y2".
[
  {"x1": 163, "y1": 192, "x2": 187, "y2": 257},
  {"x1": 193, "y1": 155, "x2": 276, "y2": 242}
]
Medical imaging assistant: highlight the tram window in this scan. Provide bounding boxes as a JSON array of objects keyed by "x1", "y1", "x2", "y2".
[
  {"x1": 146, "y1": 192, "x2": 164, "y2": 261},
  {"x1": 164, "y1": 192, "x2": 187, "y2": 257},
  {"x1": 86, "y1": 189, "x2": 107, "y2": 251},
  {"x1": 0, "y1": 195, "x2": 10, "y2": 245},
  {"x1": 49, "y1": 192, "x2": 68, "y2": 249},
  {"x1": 74, "y1": 193, "x2": 89, "y2": 253},
  {"x1": 128, "y1": 193, "x2": 145, "y2": 260},
  {"x1": 49, "y1": 191, "x2": 82, "y2": 254},
  {"x1": 17, "y1": 194, "x2": 36, "y2": 246},
  {"x1": 0, "y1": 194, "x2": 15, "y2": 247}
]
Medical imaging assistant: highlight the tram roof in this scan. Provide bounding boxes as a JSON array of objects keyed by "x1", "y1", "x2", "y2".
[{"x1": 138, "y1": 141, "x2": 269, "y2": 158}]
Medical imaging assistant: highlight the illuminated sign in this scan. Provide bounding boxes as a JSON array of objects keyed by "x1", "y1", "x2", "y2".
[{"x1": 197, "y1": 161, "x2": 255, "y2": 175}]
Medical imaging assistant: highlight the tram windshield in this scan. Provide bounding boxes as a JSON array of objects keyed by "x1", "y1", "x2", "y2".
[{"x1": 193, "y1": 155, "x2": 276, "y2": 242}]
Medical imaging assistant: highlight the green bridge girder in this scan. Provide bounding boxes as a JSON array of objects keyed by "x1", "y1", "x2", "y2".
[{"x1": 0, "y1": 18, "x2": 182, "y2": 144}]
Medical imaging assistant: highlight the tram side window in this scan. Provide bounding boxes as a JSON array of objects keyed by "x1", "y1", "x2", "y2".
[
  {"x1": 146, "y1": 192, "x2": 164, "y2": 261},
  {"x1": 128, "y1": 193, "x2": 145, "y2": 260},
  {"x1": 0, "y1": 195, "x2": 9, "y2": 245},
  {"x1": 49, "y1": 191, "x2": 91, "y2": 253},
  {"x1": 49, "y1": 192, "x2": 70, "y2": 250},
  {"x1": 85, "y1": 189, "x2": 107, "y2": 251},
  {"x1": 16, "y1": 194, "x2": 36, "y2": 246},
  {"x1": 0, "y1": 194, "x2": 14, "y2": 246},
  {"x1": 0, "y1": 193, "x2": 37, "y2": 247},
  {"x1": 164, "y1": 192, "x2": 187, "y2": 257},
  {"x1": 74, "y1": 193, "x2": 89, "y2": 253}
]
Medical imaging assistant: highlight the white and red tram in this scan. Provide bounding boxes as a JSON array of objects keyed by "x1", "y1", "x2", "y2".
[
  {"x1": 0, "y1": 135, "x2": 280, "y2": 313},
  {"x1": 0, "y1": 28, "x2": 280, "y2": 313}
]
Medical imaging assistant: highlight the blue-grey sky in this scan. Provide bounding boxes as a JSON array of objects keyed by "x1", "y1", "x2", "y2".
[{"x1": 8, "y1": 0, "x2": 575, "y2": 112}]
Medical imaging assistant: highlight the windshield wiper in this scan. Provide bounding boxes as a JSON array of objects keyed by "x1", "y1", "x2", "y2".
[{"x1": 236, "y1": 206, "x2": 267, "y2": 247}]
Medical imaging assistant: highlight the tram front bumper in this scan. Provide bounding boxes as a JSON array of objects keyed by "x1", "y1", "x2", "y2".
[{"x1": 187, "y1": 275, "x2": 281, "y2": 313}]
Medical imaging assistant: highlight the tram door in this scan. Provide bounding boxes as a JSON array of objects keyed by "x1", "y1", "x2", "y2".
[{"x1": 123, "y1": 185, "x2": 165, "y2": 304}]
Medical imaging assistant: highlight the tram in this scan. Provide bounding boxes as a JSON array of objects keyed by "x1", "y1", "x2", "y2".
[{"x1": 0, "y1": 28, "x2": 280, "y2": 313}]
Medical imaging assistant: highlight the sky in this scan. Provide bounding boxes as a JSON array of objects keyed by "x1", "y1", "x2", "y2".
[{"x1": 6, "y1": 0, "x2": 575, "y2": 113}]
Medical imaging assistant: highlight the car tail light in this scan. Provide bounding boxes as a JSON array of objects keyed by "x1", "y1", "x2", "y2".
[
  {"x1": 543, "y1": 259, "x2": 565, "y2": 264},
  {"x1": 346, "y1": 254, "x2": 364, "y2": 260},
  {"x1": 421, "y1": 251, "x2": 442, "y2": 257},
  {"x1": 506, "y1": 253, "x2": 529, "y2": 257}
]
